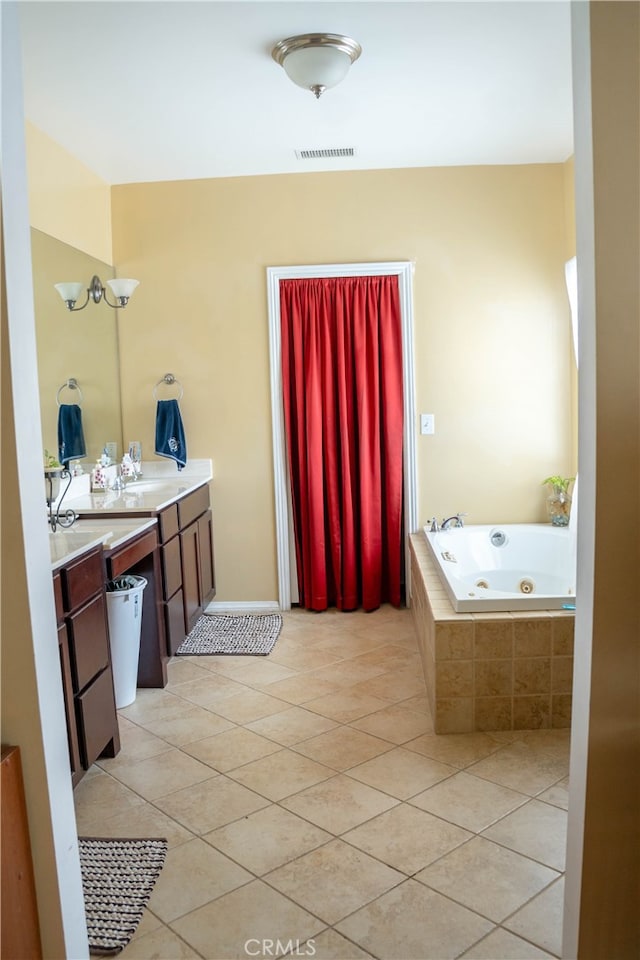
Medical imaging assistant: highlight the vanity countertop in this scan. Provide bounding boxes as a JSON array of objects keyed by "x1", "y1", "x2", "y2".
[
  {"x1": 50, "y1": 517, "x2": 158, "y2": 571},
  {"x1": 62, "y1": 459, "x2": 213, "y2": 516}
]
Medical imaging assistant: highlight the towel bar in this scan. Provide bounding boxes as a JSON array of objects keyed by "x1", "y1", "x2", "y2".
[
  {"x1": 153, "y1": 373, "x2": 184, "y2": 401},
  {"x1": 56, "y1": 378, "x2": 84, "y2": 406}
]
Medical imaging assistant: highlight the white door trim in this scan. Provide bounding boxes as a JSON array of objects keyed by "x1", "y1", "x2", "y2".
[{"x1": 267, "y1": 261, "x2": 418, "y2": 611}]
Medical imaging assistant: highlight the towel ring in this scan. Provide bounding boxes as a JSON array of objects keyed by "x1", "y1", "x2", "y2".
[
  {"x1": 56, "y1": 378, "x2": 84, "y2": 407},
  {"x1": 153, "y1": 373, "x2": 184, "y2": 401}
]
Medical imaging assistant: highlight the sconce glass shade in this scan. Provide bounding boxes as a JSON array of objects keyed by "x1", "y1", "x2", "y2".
[
  {"x1": 106, "y1": 278, "x2": 139, "y2": 300},
  {"x1": 54, "y1": 282, "x2": 84, "y2": 306},
  {"x1": 272, "y1": 34, "x2": 362, "y2": 98}
]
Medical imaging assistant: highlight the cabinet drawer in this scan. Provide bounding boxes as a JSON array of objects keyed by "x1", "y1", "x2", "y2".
[
  {"x1": 177, "y1": 484, "x2": 210, "y2": 529},
  {"x1": 108, "y1": 529, "x2": 158, "y2": 578},
  {"x1": 62, "y1": 548, "x2": 104, "y2": 612},
  {"x1": 158, "y1": 504, "x2": 179, "y2": 543},
  {"x1": 68, "y1": 593, "x2": 110, "y2": 692},
  {"x1": 75, "y1": 667, "x2": 117, "y2": 770},
  {"x1": 161, "y1": 537, "x2": 182, "y2": 599}
]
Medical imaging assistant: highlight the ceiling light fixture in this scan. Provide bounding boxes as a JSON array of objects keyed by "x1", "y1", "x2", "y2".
[
  {"x1": 54, "y1": 275, "x2": 139, "y2": 312},
  {"x1": 271, "y1": 33, "x2": 362, "y2": 99}
]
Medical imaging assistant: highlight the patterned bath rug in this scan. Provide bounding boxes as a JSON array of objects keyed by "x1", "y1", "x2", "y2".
[
  {"x1": 176, "y1": 613, "x2": 282, "y2": 656},
  {"x1": 78, "y1": 836, "x2": 168, "y2": 956}
]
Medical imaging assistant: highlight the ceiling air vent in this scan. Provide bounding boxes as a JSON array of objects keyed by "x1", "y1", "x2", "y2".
[{"x1": 295, "y1": 147, "x2": 356, "y2": 160}]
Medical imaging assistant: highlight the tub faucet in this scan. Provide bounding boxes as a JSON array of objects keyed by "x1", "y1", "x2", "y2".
[
  {"x1": 428, "y1": 517, "x2": 440, "y2": 532},
  {"x1": 441, "y1": 513, "x2": 466, "y2": 530}
]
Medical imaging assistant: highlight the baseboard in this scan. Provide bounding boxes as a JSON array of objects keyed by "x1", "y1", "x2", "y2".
[{"x1": 204, "y1": 600, "x2": 281, "y2": 615}]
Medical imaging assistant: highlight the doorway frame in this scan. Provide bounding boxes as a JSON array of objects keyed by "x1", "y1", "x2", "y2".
[{"x1": 267, "y1": 261, "x2": 417, "y2": 611}]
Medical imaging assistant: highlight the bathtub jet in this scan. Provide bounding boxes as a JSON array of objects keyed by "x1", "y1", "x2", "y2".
[{"x1": 423, "y1": 523, "x2": 576, "y2": 612}]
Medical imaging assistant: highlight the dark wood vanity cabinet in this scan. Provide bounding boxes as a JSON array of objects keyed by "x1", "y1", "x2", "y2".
[
  {"x1": 158, "y1": 484, "x2": 216, "y2": 654},
  {"x1": 53, "y1": 547, "x2": 120, "y2": 787}
]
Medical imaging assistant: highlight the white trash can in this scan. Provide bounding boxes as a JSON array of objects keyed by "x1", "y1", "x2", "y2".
[{"x1": 106, "y1": 575, "x2": 147, "y2": 709}]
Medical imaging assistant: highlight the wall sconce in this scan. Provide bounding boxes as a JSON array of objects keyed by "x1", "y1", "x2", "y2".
[
  {"x1": 54, "y1": 275, "x2": 139, "y2": 311},
  {"x1": 271, "y1": 33, "x2": 362, "y2": 99}
]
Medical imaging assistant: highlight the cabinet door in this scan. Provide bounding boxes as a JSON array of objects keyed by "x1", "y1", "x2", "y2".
[
  {"x1": 58, "y1": 625, "x2": 81, "y2": 780},
  {"x1": 161, "y1": 536, "x2": 182, "y2": 600},
  {"x1": 180, "y1": 522, "x2": 201, "y2": 632},
  {"x1": 197, "y1": 509, "x2": 215, "y2": 603},
  {"x1": 75, "y1": 667, "x2": 119, "y2": 770},
  {"x1": 68, "y1": 592, "x2": 110, "y2": 692},
  {"x1": 164, "y1": 589, "x2": 186, "y2": 656}
]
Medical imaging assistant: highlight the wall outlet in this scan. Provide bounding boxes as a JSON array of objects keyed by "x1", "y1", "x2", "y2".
[{"x1": 420, "y1": 413, "x2": 435, "y2": 435}]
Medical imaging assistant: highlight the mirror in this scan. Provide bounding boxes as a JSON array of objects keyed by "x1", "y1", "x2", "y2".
[{"x1": 31, "y1": 229, "x2": 123, "y2": 465}]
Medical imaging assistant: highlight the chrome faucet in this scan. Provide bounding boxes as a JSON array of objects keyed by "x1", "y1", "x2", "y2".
[
  {"x1": 110, "y1": 465, "x2": 126, "y2": 491},
  {"x1": 441, "y1": 513, "x2": 466, "y2": 530},
  {"x1": 428, "y1": 517, "x2": 440, "y2": 532}
]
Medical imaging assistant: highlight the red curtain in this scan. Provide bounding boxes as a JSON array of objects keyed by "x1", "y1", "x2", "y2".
[{"x1": 280, "y1": 275, "x2": 404, "y2": 612}]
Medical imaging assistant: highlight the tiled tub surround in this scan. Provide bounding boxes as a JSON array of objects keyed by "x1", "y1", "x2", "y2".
[{"x1": 409, "y1": 535, "x2": 574, "y2": 735}]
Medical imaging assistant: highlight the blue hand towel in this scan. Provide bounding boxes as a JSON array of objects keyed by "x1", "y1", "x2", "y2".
[
  {"x1": 155, "y1": 399, "x2": 187, "y2": 470},
  {"x1": 57, "y1": 403, "x2": 86, "y2": 466}
]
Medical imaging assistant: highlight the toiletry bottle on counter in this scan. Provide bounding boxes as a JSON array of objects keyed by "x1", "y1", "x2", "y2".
[{"x1": 91, "y1": 461, "x2": 107, "y2": 491}]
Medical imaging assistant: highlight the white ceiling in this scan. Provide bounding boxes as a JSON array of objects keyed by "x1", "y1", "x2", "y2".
[{"x1": 18, "y1": 1, "x2": 573, "y2": 186}]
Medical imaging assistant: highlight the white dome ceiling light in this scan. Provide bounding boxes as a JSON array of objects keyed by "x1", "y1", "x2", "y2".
[{"x1": 271, "y1": 33, "x2": 362, "y2": 99}]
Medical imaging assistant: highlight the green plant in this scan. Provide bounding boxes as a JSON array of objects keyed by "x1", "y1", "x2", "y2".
[
  {"x1": 44, "y1": 450, "x2": 62, "y2": 469},
  {"x1": 542, "y1": 475, "x2": 574, "y2": 493}
]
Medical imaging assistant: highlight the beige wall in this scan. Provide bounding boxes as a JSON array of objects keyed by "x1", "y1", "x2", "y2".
[
  {"x1": 25, "y1": 122, "x2": 112, "y2": 264},
  {"x1": 31, "y1": 229, "x2": 122, "y2": 463},
  {"x1": 112, "y1": 164, "x2": 574, "y2": 601}
]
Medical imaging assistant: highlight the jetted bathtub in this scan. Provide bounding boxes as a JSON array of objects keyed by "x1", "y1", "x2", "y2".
[{"x1": 423, "y1": 523, "x2": 576, "y2": 612}]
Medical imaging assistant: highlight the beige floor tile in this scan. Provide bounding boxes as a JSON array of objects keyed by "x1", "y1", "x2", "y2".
[
  {"x1": 169, "y1": 674, "x2": 246, "y2": 710},
  {"x1": 482, "y1": 799, "x2": 567, "y2": 871},
  {"x1": 204, "y1": 804, "x2": 331, "y2": 874},
  {"x1": 302, "y1": 659, "x2": 391, "y2": 689},
  {"x1": 460, "y1": 927, "x2": 555, "y2": 958},
  {"x1": 538, "y1": 776, "x2": 570, "y2": 810},
  {"x1": 256, "y1": 675, "x2": 342, "y2": 705},
  {"x1": 106, "y1": 750, "x2": 217, "y2": 801},
  {"x1": 281, "y1": 773, "x2": 399, "y2": 834},
  {"x1": 129, "y1": 908, "x2": 163, "y2": 940},
  {"x1": 348, "y1": 668, "x2": 427, "y2": 703},
  {"x1": 119, "y1": 689, "x2": 198, "y2": 725},
  {"x1": 409, "y1": 771, "x2": 528, "y2": 832},
  {"x1": 415, "y1": 836, "x2": 559, "y2": 922},
  {"x1": 504, "y1": 877, "x2": 564, "y2": 957},
  {"x1": 121, "y1": 925, "x2": 201, "y2": 958},
  {"x1": 171, "y1": 879, "x2": 325, "y2": 960},
  {"x1": 350, "y1": 644, "x2": 423, "y2": 671},
  {"x1": 293, "y1": 726, "x2": 393, "y2": 771},
  {"x1": 267, "y1": 645, "x2": 344, "y2": 671},
  {"x1": 466, "y1": 742, "x2": 569, "y2": 796},
  {"x1": 82, "y1": 801, "x2": 193, "y2": 848},
  {"x1": 182, "y1": 726, "x2": 282, "y2": 772},
  {"x1": 96, "y1": 720, "x2": 174, "y2": 767},
  {"x1": 400, "y1": 694, "x2": 432, "y2": 715},
  {"x1": 209, "y1": 689, "x2": 291, "y2": 724},
  {"x1": 245, "y1": 706, "x2": 338, "y2": 746},
  {"x1": 311, "y1": 632, "x2": 390, "y2": 659},
  {"x1": 265, "y1": 838, "x2": 404, "y2": 924},
  {"x1": 226, "y1": 749, "x2": 333, "y2": 801},
  {"x1": 148, "y1": 837, "x2": 252, "y2": 923},
  {"x1": 347, "y1": 746, "x2": 457, "y2": 799},
  {"x1": 304, "y1": 689, "x2": 392, "y2": 723},
  {"x1": 165, "y1": 658, "x2": 213, "y2": 687},
  {"x1": 300, "y1": 929, "x2": 372, "y2": 959},
  {"x1": 141, "y1": 705, "x2": 236, "y2": 746},
  {"x1": 404, "y1": 732, "x2": 503, "y2": 768},
  {"x1": 73, "y1": 769, "x2": 146, "y2": 817},
  {"x1": 350, "y1": 704, "x2": 433, "y2": 744},
  {"x1": 154, "y1": 774, "x2": 269, "y2": 834},
  {"x1": 343, "y1": 803, "x2": 472, "y2": 874},
  {"x1": 336, "y1": 879, "x2": 493, "y2": 960},
  {"x1": 518, "y1": 729, "x2": 571, "y2": 761},
  {"x1": 212, "y1": 658, "x2": 299, "y2": 686}
]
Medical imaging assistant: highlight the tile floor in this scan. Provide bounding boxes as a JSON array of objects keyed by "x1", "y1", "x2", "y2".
[{"x1": 75, "y1": 606, "x2": 570, "y2": 960}]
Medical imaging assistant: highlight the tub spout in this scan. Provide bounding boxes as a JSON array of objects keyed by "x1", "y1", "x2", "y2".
[{"x1": 441, "y1": 513, "x2": 466, "y2": 530}]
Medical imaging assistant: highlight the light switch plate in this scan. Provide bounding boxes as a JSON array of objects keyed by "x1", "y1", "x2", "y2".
[{"x1": 420, "y1": 413, "x2": 435, "y2": 435}]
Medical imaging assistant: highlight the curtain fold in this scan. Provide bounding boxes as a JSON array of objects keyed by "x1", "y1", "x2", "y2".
[{"x1": 280, "y1": 275, "x2": 403, "y2": 612}]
